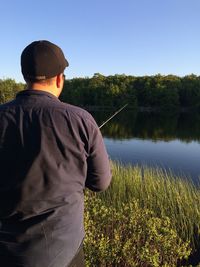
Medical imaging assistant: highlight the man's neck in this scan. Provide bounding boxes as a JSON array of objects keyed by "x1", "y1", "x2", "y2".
[{"x1": 26, "y1": 83, "x2": 60, "y2": 97}]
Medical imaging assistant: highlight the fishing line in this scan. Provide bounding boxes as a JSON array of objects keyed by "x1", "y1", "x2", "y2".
[{"x1": 99, "y1": 103, "x2": 128, "y2": 129}]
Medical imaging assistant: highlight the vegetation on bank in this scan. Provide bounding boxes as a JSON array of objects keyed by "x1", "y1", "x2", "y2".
[
  {"x1": 0, "y1": 78, "x2": 24, "y2": 103},
  {"x1": 2, "y1": 74, "x2": 200, "y2": 111},
  {"x1": 84, "y1": 162, "x2": 200, "y2": 266},
  {"x1": 60, "y1": 73, "x2": 200, "y2": 111}
]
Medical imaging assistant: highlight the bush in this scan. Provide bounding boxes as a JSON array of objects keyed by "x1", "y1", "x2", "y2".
[
  {"x1": 84, "y1": 191, "x2": 191, "y2": 267},
  {"x1": 0, "y1": 79, "x2": 24, "y2": 104}
]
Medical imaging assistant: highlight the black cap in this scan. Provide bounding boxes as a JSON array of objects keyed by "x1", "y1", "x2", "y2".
[{"x1": 21, "y1": 40, "x2": 69, "y2": 81}]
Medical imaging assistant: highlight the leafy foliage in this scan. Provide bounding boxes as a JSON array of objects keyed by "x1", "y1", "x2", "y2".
[
  {"x1": 0, "y1": 79, "x2": 24, "y2": 104},
  {"x1": 1, "y1": 74, "x2": 200, "y2": 111},
  {"x1": 60, "y1": 73, "x2": 200, "y2": 111},
  {"x1": 84, "y1": 162, "x2": 200, "y2": 266},
  {"x1": 84, "y1": 191, "x2": 191, "y2": 266}
]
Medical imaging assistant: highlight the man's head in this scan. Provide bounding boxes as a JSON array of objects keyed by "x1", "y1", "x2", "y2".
[{"x1": 21, "y1": 40, "x2": 69, "y2": 96}]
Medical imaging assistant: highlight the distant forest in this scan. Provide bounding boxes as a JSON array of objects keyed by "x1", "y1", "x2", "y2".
[{"x1": 1, "y1": 74, "x2": 200, "y2": 110}]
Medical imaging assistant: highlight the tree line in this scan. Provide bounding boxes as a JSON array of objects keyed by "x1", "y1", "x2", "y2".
[
  {"x1": 0, "y1": 79, "x2": 24, "y2": 103},
  {"x1": 61, "y1": 73, "x2": 200, "y2": 110},
  {"x1": 1, "y1": 74, "x2": 200, "y2": 110}
]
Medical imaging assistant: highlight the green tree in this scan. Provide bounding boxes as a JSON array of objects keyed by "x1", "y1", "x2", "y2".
[{"x1": 0, "y1": 79, "x2": 24, "y2": 104}]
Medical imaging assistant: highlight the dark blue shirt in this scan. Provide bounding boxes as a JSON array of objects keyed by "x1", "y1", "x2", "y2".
[{"x1": 0, "y1": 90, "x2": 111, "y2": 267}]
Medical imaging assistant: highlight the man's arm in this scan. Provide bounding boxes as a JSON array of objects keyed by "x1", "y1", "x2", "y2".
[{"x1": 85, "y1": 124, "x2": 112, "y2": 192}]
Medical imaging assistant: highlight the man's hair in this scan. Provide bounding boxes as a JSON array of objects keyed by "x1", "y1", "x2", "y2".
[{"x1": 25, "y1": 77, "x2": 55, "y2": 86}]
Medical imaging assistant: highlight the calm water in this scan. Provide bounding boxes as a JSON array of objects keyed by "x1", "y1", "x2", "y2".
[{"x1": 91, "y1": 110, "x2": 200, "y2": 184}]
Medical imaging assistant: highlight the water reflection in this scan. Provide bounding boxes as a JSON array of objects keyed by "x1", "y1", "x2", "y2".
[
  {"x1": 90, "y1": 110, "x2": 200, "y2": 184},
  {"x1": 91, "y1": 110, "x2": 200, "y2": 143}
]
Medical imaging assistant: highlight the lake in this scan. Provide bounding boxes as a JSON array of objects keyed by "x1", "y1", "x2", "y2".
[{"x1": 91, "y1": 109, "x2": 200, "y2": 185}]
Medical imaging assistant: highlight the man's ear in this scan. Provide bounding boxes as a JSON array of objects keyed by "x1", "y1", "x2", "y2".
[{"x1": 56, "y1": 74, "x2": 63, "y2": 88}]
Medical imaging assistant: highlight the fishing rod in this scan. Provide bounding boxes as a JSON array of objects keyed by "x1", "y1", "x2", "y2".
[{"x1": 99, "y1": 103, "x2": 128, "y2": 129}]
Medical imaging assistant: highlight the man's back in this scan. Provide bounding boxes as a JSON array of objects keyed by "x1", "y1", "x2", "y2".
[{"x1": 0, "y1": 89, "x2": 111, "y2": 267}]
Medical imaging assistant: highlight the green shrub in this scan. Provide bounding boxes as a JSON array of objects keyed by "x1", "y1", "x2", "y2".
[
  {"x1": 101, "y1": 162, "x2": 200, "y2": 250},
  {"x1": 0, "y1": 79, "x2": 24, "y2": 104},
  {"x1": 84, "y1": 191, "x2": 191, "y2": 267}
]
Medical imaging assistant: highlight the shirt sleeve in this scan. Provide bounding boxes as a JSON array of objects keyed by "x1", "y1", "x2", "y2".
[{"x1": 85, "y1": 121, "x2": 112, "y2": 192}]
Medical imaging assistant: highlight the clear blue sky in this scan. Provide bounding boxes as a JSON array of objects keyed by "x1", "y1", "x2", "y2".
[{"x1": 1, "y1": 0, "x2": 200, "y2": 82}]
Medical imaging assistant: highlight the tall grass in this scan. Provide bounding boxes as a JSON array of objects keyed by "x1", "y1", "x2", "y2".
[
  {"x1": 100, "y1": 162, "x2": 200, "y2": 248},
  {"x1": 84, "y1": 161, "x2": 200, "y2": 266}
]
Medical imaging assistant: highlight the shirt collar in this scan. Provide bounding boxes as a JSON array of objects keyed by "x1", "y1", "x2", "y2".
[{"x1": 16, "y1": 89, "x2": 60, "y2": 101}]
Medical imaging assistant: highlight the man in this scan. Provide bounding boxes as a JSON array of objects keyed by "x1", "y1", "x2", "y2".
[{"x1": 0, "y1": 40, "x2": 112, "y2": 267}]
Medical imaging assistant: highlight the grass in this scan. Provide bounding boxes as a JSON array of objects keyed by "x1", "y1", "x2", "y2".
[
  {"x1": 102, "y1": 161, "x2": 200, "y2": 247},
  {"x1": 84, "y1": 161, "x2": 200, "y2": 266}
]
